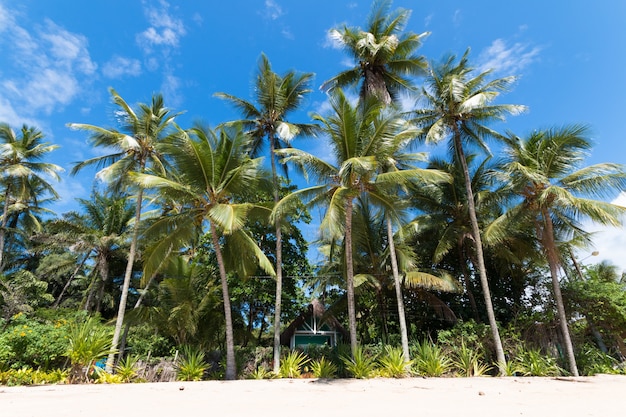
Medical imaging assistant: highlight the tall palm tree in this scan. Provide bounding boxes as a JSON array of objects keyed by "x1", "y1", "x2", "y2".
[
  {"x1": 0, "y1": 123, "x2": 61, "y2": 273},
  {"x1": 322, "y1": 0, "x2": 429, "y2": 104},
  {"x1": 215, "y1": 54, "x2": 317, "y2": 372},
  {"x1": 132, "y1": 123, "x2": 275, "y2": 380},
  {"x1": 275, "y1": 90, "x2": 429, "y2": 355},
  {"x1": 43, "y1": 191, "x2": 133, "y2": 313},
  {"x1": 69, "y1": 88, "x2": 181, "y2": 370},
  {"x1": 497, "y1": 125, "x2": 626, "y2": 376},
  {"x1": 411, "y1": 51, "x2": 526, "y2": 374}
]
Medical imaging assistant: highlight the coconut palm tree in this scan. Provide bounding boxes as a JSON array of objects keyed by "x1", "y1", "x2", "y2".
[
  {"x1": 69, "y1": 88, "x2": 181, "y2": 370},
  {"x1": 322, "y1": 0, "x2": 429, "y2": 104},
  {"x1": 496, "y1": 125, "x2": 626, "y2": 376},
  {"x1": 275, "y1": 90, "x2": 429, "y2": 355},
  {"x1": 131, "y1": 123, "x2": 275, "y2": 380},
  {"x1": 411, "y1": 51, "x2": 527, "y2": 374},
  {"x1": 215, "y1": 54, "x2": 317, "y2": 372},
  {"x1": 42, "y1": 191, "x2": 133, "y2": 313},
  {"x1": 0, "y1": 123, "x2": 61, "y2": 273}
]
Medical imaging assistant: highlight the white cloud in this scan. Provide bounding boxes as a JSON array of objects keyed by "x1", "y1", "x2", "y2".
[
  {"x1": 578, "y1": 192, "x2": 626, "y2": 274},
  {"x1": 102, "y1": 56, "x2": 142, "y2": 79},
  {"x1": 263, "y1": 0, "x2": 284, "y2": 20},
  {"x1": 477, "y1": 38, "x2": 541, "y2": 76},
  {"x1": 136, "y1": 0, "x2": 186, "y2": 51},
  {"x1": 161, "y1": 73, "x2": 183, "y2": 108},
  {"x1": 0, "y1": 7, "x2": 97, "y2": 119}
]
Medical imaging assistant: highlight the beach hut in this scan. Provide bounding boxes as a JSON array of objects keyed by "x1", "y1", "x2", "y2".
[{"x1": 280, "y1": 299, "x2": 348, "y2": 349}]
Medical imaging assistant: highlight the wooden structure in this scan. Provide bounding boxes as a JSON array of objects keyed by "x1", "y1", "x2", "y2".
[{"x1": 280, "y1": 299, "x2": 348, "y2": 349}]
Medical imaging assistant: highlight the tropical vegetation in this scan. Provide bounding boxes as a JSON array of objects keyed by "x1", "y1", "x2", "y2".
[{"x1": 1, "y1": 0, "x2": 625, "y2": 385}]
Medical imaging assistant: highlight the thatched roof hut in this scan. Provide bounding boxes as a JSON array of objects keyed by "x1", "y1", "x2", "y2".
[{"x1": 280, "y1": 299, "x2": 349, "y2": 348}]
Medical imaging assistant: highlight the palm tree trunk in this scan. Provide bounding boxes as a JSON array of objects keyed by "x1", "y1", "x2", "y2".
[
  {"x1": 453, "y1": 130, "x2": 507, "y2": 375},
  {"x1": 386, "y1": 215, "x2": 410, "y2": 364},
  {"x1": 541, "y1": 208, "x2": 579, "y2": 376},
  {"x1": 53, "y1": 252, "x2": 91, "y2": 308},
  {"x1": 345, "y1": 198, "x2": 358, "y2": 355},
  {"x1": 458, "y1": 240, "x2": 481, "y2": 321},
  {"x1": 270, "y1": 136, "x2": 283, "y2": 374},
  {"x1": 106, "y1": 188, "x2": 144, "y2": 372},
  {"x1": 0, "y1": 187, "x2": 12, "y2": 273},
  {"x1": 210, "y1": 222, "x2": 237, "y2": 380}
]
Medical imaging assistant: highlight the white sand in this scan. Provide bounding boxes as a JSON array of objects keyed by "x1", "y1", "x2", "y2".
[{"x1": 2, "y1": 375, "x2": 624, "y2": 417}]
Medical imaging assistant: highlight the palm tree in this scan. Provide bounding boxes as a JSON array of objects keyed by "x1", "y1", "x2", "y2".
[
  {"x1": 0, "y1": 123, "x2": 61, "y2": 273},
  {"x1": 275, "y1": 90, "x2": 427, "y2": 355},
  {"x1": 69, "y1": 88, "x2": 181, "y2": 370},
  {"x1": 132, "y1": 123, "x2": 275, "y2": 380},
  {"x1": 497, "y1": 125, "x2": 626, "y2": 376},
  {"x1": 215, "y1": 54, "x2": 317, "y2": 372},
  {"x1": 43, "y1": 191, "x2": 133, "y2": 313},
  {"x1": 322, "y1": 0, "x2": 428, "y2": 104},
  {"x1": 411, "y1": 51, "x2": 527, "y2": 374}
]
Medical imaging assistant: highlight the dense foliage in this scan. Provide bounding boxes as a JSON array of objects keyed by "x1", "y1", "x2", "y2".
[{"x1": 1, "y1": 0, "x2": 625, "y2": 383}]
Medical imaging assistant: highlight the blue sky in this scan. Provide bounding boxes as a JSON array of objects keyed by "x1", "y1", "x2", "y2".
[{"x1": 1, "y1": 0, "x2": 625, "y2": 271}]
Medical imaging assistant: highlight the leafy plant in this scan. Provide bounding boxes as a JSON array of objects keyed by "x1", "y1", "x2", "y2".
[
  {"x1": 341, "y1": 346, "x2": 377, "y2": 379},
  {"x1": 515, "y1": 347, "x2": 563, "y2": 376},
  {"x1": 248, "y1": 366, "x2": 274, "y2": 380},
  {"x1": 176, "y1": 346, "x2": 208, "y2": 381},
  {"x1": 66, "y1": 317, "x2": 115, "y2": 383},
  {"x1": 378, "y1": 346, "x2": 412, "y2": 378},
  {"x1": 310, "y1": 357, "x2": 338, "y2": 379},
  {"x1": 451, "y1": 340, "x2": 492, "y2": 377},
  {"x1": 279, "y1": 350, "x2": 310, "y2": 378},
  {"x1": 115, "y1": 355, "x2": 143, "y2": 382},
  {"x1": 411, "y1": 340, "x2": 451, "y2": 377},
  {"x1": 0, "y1": 367, "x2": 69, "y2": 386}
]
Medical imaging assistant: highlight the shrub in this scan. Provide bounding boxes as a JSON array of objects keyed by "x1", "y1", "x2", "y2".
[
  {"x1": 0, "y1": 312, "x2": 72, "y2": 370},
  {"x1": 514, "y1": 346, "x2": 563, "y2": 376},
  {"x1": 176, "y1": 346, "x2": 208, "y2": 381},
  {"x1": 378, "y1": 346, "x2": 412, "y2": 378},
  {"x1": 341, "y1": 346, "x2": 377, "y2": 379},
  {"x1": 279, "y1": 350, "x2": 310, "y2": 378},
  {"x1": 450, "y1": 340, "x2": 492, "y2": 377},
  {"x1": 66, "y1": 317, "x2": 115, "y2": 383},
  {"x1": 411, "y1": 339, "x2": 451, "y2": 377},
  {"x1": 310, "y1": 357, "x2": 338, "y2": 379},
  {"x1": 0, "y1": 367, "x2": 69, "y2": 386}
]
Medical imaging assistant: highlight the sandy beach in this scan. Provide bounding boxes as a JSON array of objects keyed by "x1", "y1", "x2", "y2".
[{"x1": 2, "y1": 375, "x2": 625, "y2": 417}]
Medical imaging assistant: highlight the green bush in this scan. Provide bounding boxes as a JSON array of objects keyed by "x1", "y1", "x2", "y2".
[
  {"x1": 514, "y1": 346, "x2": 563, "y2": 376},
  {"x1": 341, "y1": 346, "x2": 377, "y2": 379},
  {"x1": 125, "y1": 324, "x2": 173, "y2": 358},
  {"x1": 279, "y1": 350, "x2": 309, "y2": 378},
  {"x1": 411, "y1": 339, "x2": 451, "y2": 376},
  {"x1": 66, "y1": 317, "x2": 115, "y2": 382},
  {"x1": 0, "y1": 367, "x2": 69, "y2": 386},
  {"x1": 0, "y1": 311, "x2": 71, "y2": 370},
  {"x1": 176, "y1": 346, "x2": 208, "y2": 381},
  {"x1": 575, "y1": 344, "x2": 623, "y2": 376},
  {"x1": 310, "y1": 357, "x2": 338, "y2": 378},
  {"x1": 378, "y1": 346, "x2": 412, "y2": 378},
  {"x1": 450, "y1": 340, "x2": 492, "y2": 377}
]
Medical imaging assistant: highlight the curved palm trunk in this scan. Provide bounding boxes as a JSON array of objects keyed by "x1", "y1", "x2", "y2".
[
  {"x1": 386, "y1": 215, "x2": 410, "y2": 364},
  {"x1": 54, "y1": 252, "x2": 91, "y2": 308},
  {"x1": 458, "y1": 239, "x2": 480, "y2": 321},
  {"x1": 270, "y1": 136, "x2": 284, "y2": 374},
  {"x1": 210, "y1": 222, "x2": 237, "y2": 380},
  {"x1": 345, "y1": 198, "x2": 358, "y2": 355},
  {"x1": 541, "y1": 208, "x2": 579, "y2": 376},
  {"x1": 453, "y1": 130, "x2": 507, "y2": 375},
  {"x1": 106, "y1": 188, "x2": 143, "y2": 372},
  {"x1": 0, "y1": 187, "x2": 12, "y2": 273}
]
